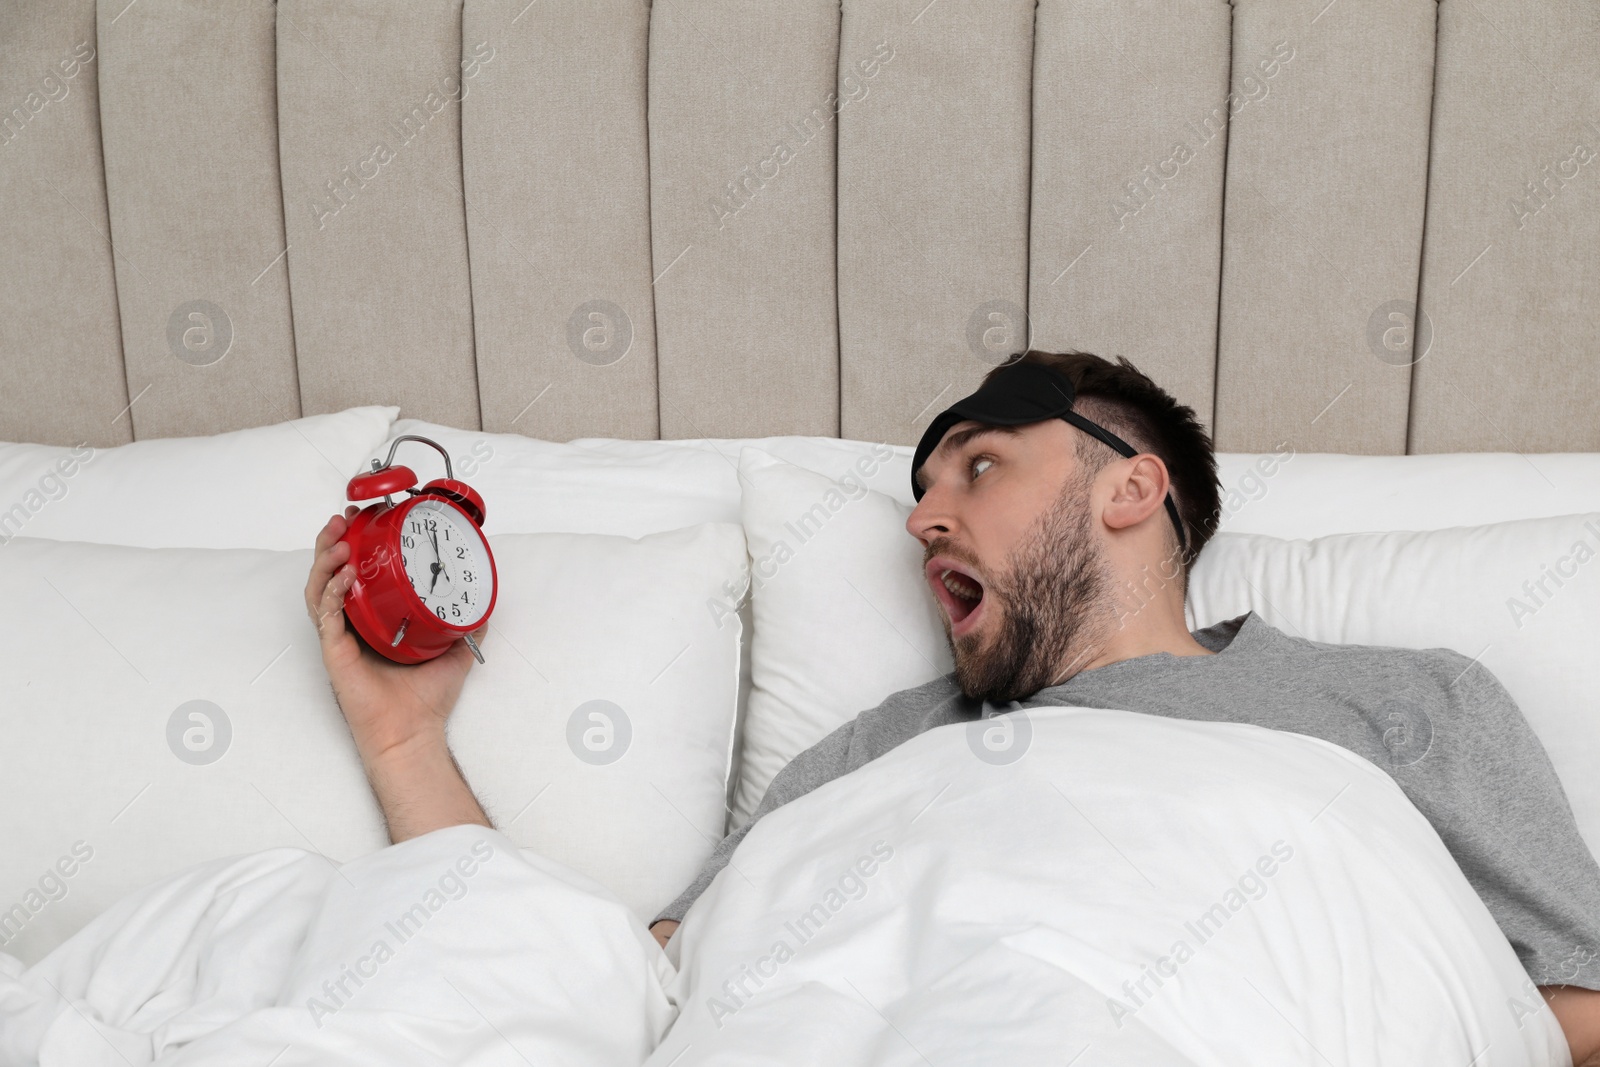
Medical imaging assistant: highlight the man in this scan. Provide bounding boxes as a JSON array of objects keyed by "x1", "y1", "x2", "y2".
[{"x1": 305, "y1": 350, "x2": 1600, "y2": 1063}]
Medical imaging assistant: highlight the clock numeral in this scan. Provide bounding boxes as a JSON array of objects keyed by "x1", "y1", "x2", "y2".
[
  {"x1": 455, "y1": 546, "x2": 466, "y2": 559},
  {"x1": 462, "y1": 570, "x2": 473, "y2": 582},
  {"x1": 435, "y1": 606, "x2": 447, "y2": 620},
  {"x1": 460, "y1": 591, "x2": 469, "y2": 604},
  {"x1": 402, "y1": 534, "x2": 415, "y2": 549},
  {"x1": 450, "y1": 604, "x2": 461, "y2": 619}
]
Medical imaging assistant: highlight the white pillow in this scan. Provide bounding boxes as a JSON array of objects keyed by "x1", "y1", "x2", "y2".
[
  {"x1": 1186, "y1": 515, "x2": 1600, "y2": 857},
  {"x1": 0, "y1": 407, "x2": 398, "y2": 550},
  {"x1": 731, "y1": 447, "x2": 948, "y2": 824},
  {"x1": 1213, "y1": 450, "x2": 1600, "y2": 539},
  {"x1": 0, "y1": 524, "x2": 746, "y2": 965}
]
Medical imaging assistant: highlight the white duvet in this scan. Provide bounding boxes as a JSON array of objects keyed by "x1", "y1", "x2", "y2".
[{"x1": 0, "y1": 707, "x2": 1571, "y2": 1066}]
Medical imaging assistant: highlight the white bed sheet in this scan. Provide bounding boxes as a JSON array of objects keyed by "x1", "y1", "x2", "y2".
[{"x1": 0, "y1": 708, "x2": 1568, "y2": 1066}]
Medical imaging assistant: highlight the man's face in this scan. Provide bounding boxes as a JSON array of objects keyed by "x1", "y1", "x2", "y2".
[{"x1": 907, "y1": 418, "x2": 1114, "y2": 704}]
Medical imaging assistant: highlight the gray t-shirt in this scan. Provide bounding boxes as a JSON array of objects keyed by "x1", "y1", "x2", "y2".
[{"x1": 655, "y1": 611, "x2": 1600, "y2": 989}]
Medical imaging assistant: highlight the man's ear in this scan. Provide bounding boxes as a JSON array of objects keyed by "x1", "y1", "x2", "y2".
[{"x1": 1099, "y1": 454, "x2": 1171, "y2": 534}]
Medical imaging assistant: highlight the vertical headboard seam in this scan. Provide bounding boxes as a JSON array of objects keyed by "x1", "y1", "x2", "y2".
[
  {"x1": 92, "y1": 1, "x2": 135, "y2": 439},
  {"x1": 455, "y1": 0, "x2": 484, "y2": 432},
  {"x1": 1405, "y1": 0, "x2": 1445, "y2": 456},
  {"x1": 1208, "y1": 0, "x2": 1238, "y2": 439},
  {"x1": 1022, "y1": 0, "x2": 1038, "y2": 371},
  {"x1": 270, "y1": 2, "x2": 306, "y2": 423}
]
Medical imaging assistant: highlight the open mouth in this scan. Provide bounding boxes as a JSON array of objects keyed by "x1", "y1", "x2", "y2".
[{"x1": 926, "y1": 556, "x2": 987, "y2": 637}]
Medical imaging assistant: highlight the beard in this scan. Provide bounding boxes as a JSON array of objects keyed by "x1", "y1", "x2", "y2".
[{"x1": 936, "y1": 468, "x2": 1115, "y2": 704}]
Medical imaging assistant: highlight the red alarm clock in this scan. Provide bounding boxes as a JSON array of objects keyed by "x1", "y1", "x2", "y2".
[{"x1": 339, "y1": 434, "x2": 496, "y2": 665}]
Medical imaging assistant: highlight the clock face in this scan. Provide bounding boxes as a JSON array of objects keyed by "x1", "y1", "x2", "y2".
[{"x1": 397, "y1": 498, "x2": 493, "y2": 629}]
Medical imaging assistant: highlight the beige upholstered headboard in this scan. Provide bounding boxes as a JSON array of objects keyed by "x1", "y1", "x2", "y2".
[{"x1": 2, "y1": 0, "x2": 1595, "y2": 455}]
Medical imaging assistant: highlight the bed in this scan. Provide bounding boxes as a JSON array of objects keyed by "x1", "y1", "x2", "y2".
[{"x1": 1, "y1": 0, "x2": 1597, "y2": 1063}]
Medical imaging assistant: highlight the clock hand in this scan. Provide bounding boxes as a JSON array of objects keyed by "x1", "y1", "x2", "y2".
[{"x1": 428, "y1": 525, "x2": 443, "y2": 594}]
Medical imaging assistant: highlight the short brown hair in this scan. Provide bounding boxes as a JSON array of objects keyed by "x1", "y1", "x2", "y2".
[{"x1": 982, "y1": 350, "x2": 1222, "y2": 571}]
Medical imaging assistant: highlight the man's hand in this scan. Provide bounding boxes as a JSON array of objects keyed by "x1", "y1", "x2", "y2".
[
  {"x1": 306, "y1": 508, "x2": 492, "y2": 842},
  {"x1": 650, "y1": 920, "x2": 679, "y2": 950},
  {"x1": 1542, "y1": 985, "x2": 1600, "y2": 1067}
]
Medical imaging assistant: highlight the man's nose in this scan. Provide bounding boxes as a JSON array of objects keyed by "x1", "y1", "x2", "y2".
[{"x1": 907, "y1": 487, "x2": 956, "y2": 543}]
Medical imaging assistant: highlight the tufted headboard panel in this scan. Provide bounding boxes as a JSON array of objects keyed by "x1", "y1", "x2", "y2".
[{"x1": 1, "y1": 0, "x2": 1596, "y2": 454}]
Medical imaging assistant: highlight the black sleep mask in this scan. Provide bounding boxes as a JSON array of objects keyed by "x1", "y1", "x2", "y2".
[{"x1": 909, "y1": 360, "x2": 1188, "y2": 556}]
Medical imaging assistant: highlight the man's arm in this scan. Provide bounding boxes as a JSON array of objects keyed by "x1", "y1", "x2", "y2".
[
  {"x1": 1543, "y1": 986, "x2": 1600, "y2": 1067},
  {"x1": 356, "y1": 726, "x2": 493, "y2": 843},
  {"x1": 1425, "y1": 654, "x2": 1600, "y2": 1064},
  {"x1": 305, "y1": 509, "x2": 492, "y2": 842}
]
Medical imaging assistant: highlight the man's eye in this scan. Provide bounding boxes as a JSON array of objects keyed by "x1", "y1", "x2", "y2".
[{"x1": 968, "y1": 455, "x2": 994, "y2": 480}]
